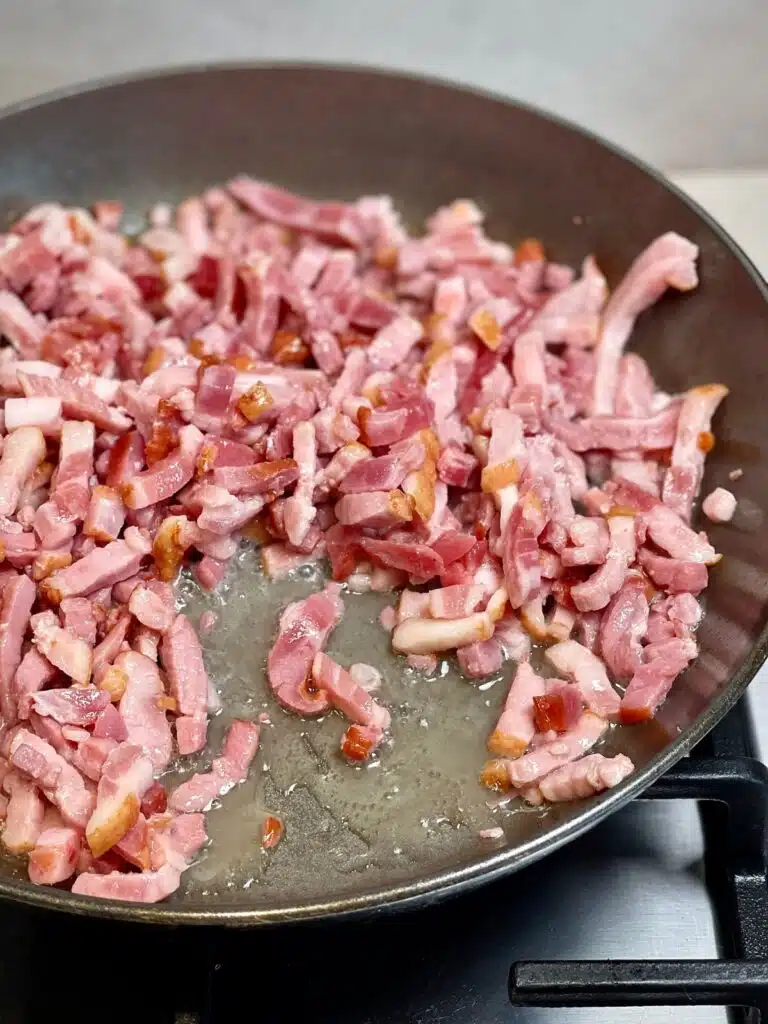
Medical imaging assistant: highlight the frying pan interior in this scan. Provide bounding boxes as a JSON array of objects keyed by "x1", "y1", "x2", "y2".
[{"x1": 0, "y1": 65, "x2": 767, "y2": 925}]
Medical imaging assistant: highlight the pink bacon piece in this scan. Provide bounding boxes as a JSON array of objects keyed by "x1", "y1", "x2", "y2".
[
  {"x1": 160, "y1": 614, "x2": 209, "y2": 755},
  {"x1": 9, "y1": 729, "x2": 94, "y2": 827},
  {"x1": 502, "y1": 502, "x2": 541, "y2": 609},
  {"x1": 591, "y1": 233, "x2": 698, "y2": 415},
  {"x1": 611, "y1": 478, "x2": 719, "y2": 565},
  {"x1": 525, "y1": 753, "x2": 634, "y2": 805},
  {"x1": 362, "y1": 315, "x2": 424, "y2": 372},
  {"x1": 71, "y1": 860, "x2": 183, "y2": 903},
  {"x1": 392, "y1": 611, "x2": 493, "y2": 654},
  {"x1": 0, "y1": 426, "x2": 46, "y2": 517},
  {"x1": 545, "y1": 639, "x2": 621, "y2": 719},
  {"x1": 282, "y1": 421, "x2": 317, "y2": 548},
  {"x1": 663, "y1": 384, "x2": 729, "y2": 520},
  {"x1": 83, "y1": 486, "x2": 125, "y2": 542},
  {"x1": 4, "y1": 397, "x2": 62, "y2": 431},
  {"x1": 335, "y1": 490, "x2": 413, "y2": 531},
  {"x1": 488, "y1": 662, "x2": 546, "y2": 758},
  {"x1": 0, "y1": 291, "x2": 45, "y2": 357},
  {"x1": 428, "y1": 584, "x2": 486, "y2": 619},
  {"x1": 15, "y1": 647, "x2": 57, "y2": 720},
  {"x1": 267, "y1": 584, "x2": 344, "y2": 716},
  {"x1": 0, "y1": 573, "x2": 36, "y2": 723},
  {"x1": 533, "y1": 254, "x2": 607, "y2": 345},
  {"x1": 41, "y1": 527, "x2": 150, "y2": 603},
  {"x1": 128, "y1": 579, "x2": 176, "y2": 633},
  {"x1": 619, "y1": 637, "x2": 698, "y2": 723},
  {"x1": 638, "y1": 548, "x2": 708, "y2": 595},
  {"x1": 483, "y1": 711, "x2": 607, "y2": 790},
  {"x1": 229, "y1": 177, "x2": 364, "y2": 248},
  {"x1": 702, "y1": 487, "x2": 737, "y2": 523},
  {"x1": 122, "y1": 425, "x2": 202, "y2": 510},
  {"x1": 31, "y1": 610, "x2": 93, "y2": 685},
  {"x1": 311, "y1": 653, "x2": 390, "y2": 732},
  {"x1": 18, "y1": 372, "x2": 131, "y2": 433},
  {"x1": 85, "y1": 742, "x2": 154, "y2": 857},
  {"x1": 359, "y1": 536, "x2": 444, "y2": 582},
  {"x1": 116, "y1": 651, "x2": 173, "y2": 773},
  {"x1": 168, "y1": 719, "x2": 260, "y2": 813},
  {"x1": 599, "y1": 576, "x2": 650, "y2": 679},
  {"x1": 570, "y1": 515, "x2": 635, "y2": 613},
  {"x1": 28, "y1": 825, "x2": 80, "y2": 885},
  {"x1": 1, "y1": 773, "x2": 45, "y2": 854},
  {"x1": 31, "y1": 686, "x2": 108, "y2": 727}
]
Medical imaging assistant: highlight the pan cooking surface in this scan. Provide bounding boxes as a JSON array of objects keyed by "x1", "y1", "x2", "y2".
[
  {"x1": 0, "y1": 64, "x2": 767, "y2": 923},
  {"x1": 172, "y1": 549, "x2": 645, "y2": 908}
]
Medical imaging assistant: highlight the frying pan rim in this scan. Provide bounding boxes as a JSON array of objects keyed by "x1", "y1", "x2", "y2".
[{"x1": 0, "y1": 59, "x2": 766, "y2": 926}]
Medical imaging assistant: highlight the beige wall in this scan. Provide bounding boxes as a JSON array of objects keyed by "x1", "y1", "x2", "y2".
[{"x1": 1, "y1": 0, "x2": 765, "y2": 169}]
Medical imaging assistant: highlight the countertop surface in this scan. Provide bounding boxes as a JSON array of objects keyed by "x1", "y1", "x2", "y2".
[
  {"x1": 1, "y1": 1, "x2": 767, "y2": 169},
  {"x1": 668, "y1": 170, "x2": 768, "y2": 757}
]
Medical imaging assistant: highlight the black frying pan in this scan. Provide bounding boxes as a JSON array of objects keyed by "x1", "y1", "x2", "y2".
[{"x1": 0, "y1": 63, "x2": 766, "y2": 926}]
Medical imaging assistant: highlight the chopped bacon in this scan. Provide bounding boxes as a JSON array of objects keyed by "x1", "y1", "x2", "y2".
[
  {"x1": 0, "y1": 426, "x2": 46, "y2": 517},
  {"x1": 71, "y1": 860, "x2": 183, "y2": 903},
  {"x1": 487, "y1": 662, "x2": 546, "y2": 757},
  {"x1": 538, "y1": 680, "x2": 584, "y2": 732},
  {"x1": 41, "y1": 528, "x2": 150, "y2": 603},
  {"x1": 311, "y1": 653, "x2": 390, "y2": 732},
  {"x1": 31, "y1": 685, "x2": 108, "y2": 727},
  {"x1": 335, "y1": 490, "x2": 413, "y2": 531},
  {"x1": 0, "y1": 184, "x2": 731, "y2": 894},
  {"x1": 611, "y1": 478, "x2": 719, "y2": 565},
  {"x1": 545, "y1": 639, "x2": 620, "y2": 719},
  {"x1": 599, "y1": 576, "x2": 650, "y2": 678},
  {"x1": 456, "y1": 638, "x2": 503, "y2": 679},
  {"x1": 15, "y1": 647, "x2": 57, "y2": 720},
  {"x1": 391, "y1": 611, "x2": 493, "y2": 654},
  {"x1": 19, "y1": 372, "x2": 131, "y2": 433},
  {"x1": 570, "y1": 515, "x2": 635, "y2": 612},
  {"x1": 702, "y1": 486, "x2": 737, "y2": 523},
  {"x1": 160, "y1": 615, "x2": 209, "y2": 754},
  {"x1": 428, "y1": 584, "x2": 485, "y2": 619},
  {"x1": 339, "y1": 448, "x2": 421, "y2": 493},
  {"x1": 9, "y1": 729, "x2": 94, "y2": 826},
  {"x1": 28, "y1": 825, "x2": 80, "y2": 884},
  {"x1": 1, "y1": 773, "x2": 45, "y2": 854},
  {"x1": 121, "y1": 425, "x2": 202, "y2": 510},
  {"x1": 229, "y1": 177, "x2": 364, "y2": 247},
  {"x1": 548, "y1": 403, "x2": 680, "y2": 453},
  {"x1": 282, "y1": 421, "x2": 317, "y2": 548},
  {"x1": 502, "y1": 502, "x2": 541, "y2": 608},
  {"x1": 592, "y1": 233, "x2": 698, "y2": 415},
  {"x1": 0, "y1": 573, "x2": 36, "y2": 723},
  {"x1": 619, "y1": 637, "x2": 698, "y2": 723},
  {"x1": 663, "y1": 384, "x2": 729, "y2": 519},
  {"x1": 359, "y1": 536, "x2": 444, "y2": 582},
  {"x1": 128, "y1": 579, "x2": 176, "y2": 633},
  {"x1": 266, "y1": 584, "x2": 343, "y2": 716},
  {"x1": 169, "y1": 719, "x2": 260, "y2": 813},
  {"x1": 83, "y1": 485, "x2": 125, "y2": 542},
  {"x1": 482, "y1": 711, "x2": 607, "y2": 790},
  {"x1": 106, "y1": 430, "x2": 145, "y2": 488},
  {"x1": 366, "y1": 315, "x2": 423, "y2": 371},
  {"x1": 117, "y1": 651, "x2": 173, "y2": 772},
  {"x1": 526, "y1": 753, "x2": 634, "y2": 804},
  {"x1": 85, "y1": 742, "x2": 154, "y2": 857}
]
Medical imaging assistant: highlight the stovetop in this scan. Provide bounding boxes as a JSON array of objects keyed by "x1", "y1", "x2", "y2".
[{"x1": 1, "y1": 699, "x2": 764, "y2": 1024}]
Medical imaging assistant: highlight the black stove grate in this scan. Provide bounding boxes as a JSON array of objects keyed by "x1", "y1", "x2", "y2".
[
  {"x1": 1, "y1": 698, "x2": 767, "y2": 1023},
  {"x1": 509, "y1": 698, "x2": 768, "y2": 1021}
]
